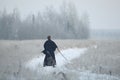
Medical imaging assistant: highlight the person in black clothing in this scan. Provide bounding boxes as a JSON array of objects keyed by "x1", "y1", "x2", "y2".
[{"x1": 42, "y1": 36, "x2": 60, "y2": 67}]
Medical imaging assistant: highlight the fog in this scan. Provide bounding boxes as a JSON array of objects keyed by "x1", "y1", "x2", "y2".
[
  {"x1": 0, "y1": 0, "x2": 120, "y2": 30},
  {"x1": 0, "y1": 2, "x2": 89, "y2": 40},
  {"x1": 0, "y1": 0, "x2": 120, "y2": 39}
]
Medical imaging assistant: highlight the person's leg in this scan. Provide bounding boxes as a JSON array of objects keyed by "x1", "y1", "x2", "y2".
[
  {"x1": 43, "y1": 55, "x2": 47, "y2": 67},
  {"x1": 51, "y1": 53, "x2": 56, "y2": 67}
]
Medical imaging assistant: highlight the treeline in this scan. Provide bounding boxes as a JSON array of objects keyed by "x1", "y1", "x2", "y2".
[{"x1": 0, "y1": 3, "x2": 89, "y2": 40}]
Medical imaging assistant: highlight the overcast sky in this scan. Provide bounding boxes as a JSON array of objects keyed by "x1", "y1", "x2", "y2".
[{"x1": 0, "y1": 0, "x2": 120, "y2": 30}]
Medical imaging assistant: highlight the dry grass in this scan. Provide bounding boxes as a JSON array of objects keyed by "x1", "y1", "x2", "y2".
[{"x1": 0, "y1": 40, "x2": 120, "y2": 79}]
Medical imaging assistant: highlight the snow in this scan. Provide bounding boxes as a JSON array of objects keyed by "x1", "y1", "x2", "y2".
[
  {"x1": 79, "y1": 71, "x2": 120, "y2": 80},
  {"x1": 56, "y1": 48, "x2": 87, "y2": 67},
  {"x1": 25, "y1": 48, "x2": 87, "y2": 70},
  {"x1": 24, "y1": 47, "x2": 120, "y2": 80}
]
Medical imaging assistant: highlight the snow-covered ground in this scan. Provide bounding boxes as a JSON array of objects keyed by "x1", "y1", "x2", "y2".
[
  {"x1": 25, "y1": 48, "x2": 87, "y2": 70},
  {"x1": 0, "y1": 40, "x2": 120, "y2": 80},
  {"x1": 24, "y1": 47, "x2": 120, "y2": 80}
]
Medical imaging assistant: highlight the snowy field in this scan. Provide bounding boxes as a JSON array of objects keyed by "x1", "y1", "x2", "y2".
[{"x1": 0, "y1": 40, "x2": 120, "y2": 80}]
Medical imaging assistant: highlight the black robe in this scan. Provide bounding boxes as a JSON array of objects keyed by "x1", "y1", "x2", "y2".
[{"x1": 43, "y1": 40, "x2": 57, "y2": 67}]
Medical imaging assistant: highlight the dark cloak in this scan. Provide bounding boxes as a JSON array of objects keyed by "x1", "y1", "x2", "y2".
[{"x1": 43, "y1": 40, "x2": 57, "y2": 67}]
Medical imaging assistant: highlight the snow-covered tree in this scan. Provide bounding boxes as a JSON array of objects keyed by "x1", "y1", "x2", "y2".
[{"x1": 0, "y1": 2, "x2": 90, "y2": 40}]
